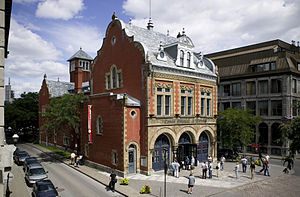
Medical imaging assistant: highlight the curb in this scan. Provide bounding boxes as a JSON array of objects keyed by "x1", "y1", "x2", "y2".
[{"x1": 27, "y1": 143, "x2": 129, "y2": 197}]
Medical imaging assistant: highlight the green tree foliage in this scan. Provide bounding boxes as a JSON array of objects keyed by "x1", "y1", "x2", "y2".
[
  {"x1": 42, "y1": 94, "x2": 87, "y2": 138},
  {"x1": 280, "y1": 116, "x2": 300, "y2": 173},
  {"x1": 5, "y1": 92, "x2": 39, "y2": 141},
  {"x1": 217, "y1": 108, "x2": 261, "y2": 150}
]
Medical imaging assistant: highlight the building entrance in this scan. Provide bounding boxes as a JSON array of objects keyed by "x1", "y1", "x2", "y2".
[
  {"x1": 152, "y1": 134, "x2": 170, "y2": 171},
  {"x1": 197, "y1": 132, "x2": 209, "y2": 162}
]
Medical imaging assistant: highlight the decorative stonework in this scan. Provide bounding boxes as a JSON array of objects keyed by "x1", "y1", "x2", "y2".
[
  {"x1": 180, "y1": 84, "x2": 194, "y2": 91},
  {"x1": 155, "y1": 82, "x2": 173, "y2": 89}
]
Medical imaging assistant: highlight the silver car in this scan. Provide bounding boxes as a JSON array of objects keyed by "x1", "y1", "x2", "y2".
[{"x1": 25, "y1": 164, "x2": 48, "y2": 186}]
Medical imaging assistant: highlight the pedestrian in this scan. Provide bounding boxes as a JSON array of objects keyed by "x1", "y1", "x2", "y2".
[
  {"x1": 191, "y1": 156, "x2": 195, "y2": 167},
  {"x1": 250, "y1": 161, "x2": 255, "y2": 180},
  {"x1": 202, "y1": 162, "x2": 207, "y2": 179},
  {"x1": 76, "y1": 155, "x2": 83, "y2": 167},
  {"x1": 187, "y1": 172, "x2": 195, "y2": 195},
  {"x1": 241, "y1": 156, "x2": 247, "y2": 173},
  {"x1": 185, "y1": 156, "x2": 190, "y2": 170},
  {"x1": 70, "y1": 152, "x2": 76, "y2": 165},
  {"x1": 264, "y1": 161, "x2": 270, "y2": 176},
  {"x1": 235, "y1": 162, "x2": 239, "y2": 179},
  {"x1": 259, "y1": 158, "x2": 266, "y2": 173},
  {"x1": 208, "y1": 155, "x2": 212, "y2": 163},
  {"x1": 216, "y1": 160, "x2": 220, "y2": 178},
  {"x1": 109, "y1": 170, "x2": 117, "y2": 192},
  {"x1": 171, "y1": 160, "x2": 176, "y2": 176},
  {"x1": 208, "y1": 161, "x2": 213, "y2": 179},
  {"x1": 265, "y1": 154, "x2": 270, "y2": 162},
  {"x1": 174, "y1": 159, "x2": 180, "y2": 178},
  {"x1": 220, "y1": 155, "x2": 225, "y2": 171}
]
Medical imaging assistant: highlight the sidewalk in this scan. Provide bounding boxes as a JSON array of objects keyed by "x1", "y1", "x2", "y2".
[{"x1": 29, "y1": 143, "x2": 292, "y2": 197}]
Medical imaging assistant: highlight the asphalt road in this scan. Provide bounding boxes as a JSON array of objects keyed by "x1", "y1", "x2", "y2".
[{"x1": 17, "y1": 144, "x2": 124, "y2": 197}]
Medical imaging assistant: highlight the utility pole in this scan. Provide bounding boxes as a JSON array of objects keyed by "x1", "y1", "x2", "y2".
[{"x1": 164, "y1": 148, "x2": 167, "y2": 197}]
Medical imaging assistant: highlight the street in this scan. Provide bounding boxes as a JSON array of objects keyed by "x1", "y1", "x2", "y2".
[{"x1": 12, "y1": 144, "x2": 124, "y2": 197}]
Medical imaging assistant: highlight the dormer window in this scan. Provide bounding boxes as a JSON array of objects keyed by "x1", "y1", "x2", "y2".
[
  {"x1": 187, "y1": 52, "x2": 191, "y2": 67},
  {"x1": 180, "y1": 50, "x2": 184, "y2": 66}
]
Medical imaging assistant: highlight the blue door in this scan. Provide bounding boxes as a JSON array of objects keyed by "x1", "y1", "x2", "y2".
[
  {"x1": 128, "y1": 146, "x2": 136, "y2": 174},
  {"x1": 152, "y1": 134, "x2": 170, "y2": 171},
  {"x1": 197, "y1": 132, "x2": 209, "y2": 162}
]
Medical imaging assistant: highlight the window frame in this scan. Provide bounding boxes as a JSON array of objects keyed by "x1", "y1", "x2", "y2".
[
  {"x1": 97, "y1": 115, "x2": 103, "y2": 135},
  {"x1": 156, "y1": 85, "x2": 172, "y2": 117},
  {"x1": 180, "y1": 50, "x2": 184, "y2": 66}
]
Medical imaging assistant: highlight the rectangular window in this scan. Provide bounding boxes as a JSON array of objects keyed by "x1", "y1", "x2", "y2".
[
  {"x1": 165, "y1": 88, "x2": 170, "y2": 93},
  {"x1": 223, "y1": 84, "x2": 230, "y2": 97},
  {"x1": 292, "y1": 79, "x2": 297, "y2": 93},
  {"x1": 117, "y1": 72, "x2": 122, "y2": 88},
  {"x1": 181, "y1": 89, "x2": 185, "y2": 94},
  {"x1": 106, "y1": 75, "x2": 111, "y2": 90},
  {"x1": 232, "y1": 102, "x2": 241, "y2": 109},
  {"x1": 113, "y1": 151, "x2": 117, "y2": 165},
  {"x1": 258, "y1": 80, "x2": 268, "y2": 94},
  {"x1": 188, "y1": 97, "x2": 192, "y2": 115},
  {"x1": 223, "y1": 102, "x2": 230, "y2": 110},
  {"x1": 165, "y1": 95, "x2": 170, "y2": 116},
  {"x1": 298, "y1": 63, "x2": 300, "y2": 71},
  {"x1": 201, "y1": 98, "x2": 205, "y2": 115},
  {"x1": 201, "y1": 92, "x2": 205, "y2": 96},
  {"x1": 207, "y1": 99, "x2": 211, "y2": 116},
  {"x1": 246, "y1": 81, "x2": 256, "y2": 95},
  {"x1": 258, "y1": 101, "x2": 268, "y2": 116},
  {"x1": 207, "y1": 92, "x2": 211, "y2": 97},
  {"x1": 293, "y1": 100, "x2": 298, "y2": 116},
  {"x1": 297, "y1": 80, "x2": 300, "y2": 93},
  {"x1": 181, "y1": 96, "x2": 186, "y2": 115},
  {"x1": 42, "y1": 105, "x2": 46, "y2": 117},
  {"x1": 271, "y1": 79, "x2": 282, "y2": 93},
  {"x1": 232, "y1": 83, "x2": 241, "y2": 96},
  {"x1": 63, "y1": 136, "x2": 70, "y2": 146},
  {"x1": 270, "y1": 62, "x2": 276, "y2": 70},
  {"x1": 157, "y1": 87, "x2": 163, "y2": 92},
  {"x1": 157, "y1": 95, "x2": 163, "y2": 116},
  {"x1": 246, "y1": 101, "x2": 256, "y2": 115},
  {"x1": 271, "y1": 100, "x2": 282, "y2": 116}
]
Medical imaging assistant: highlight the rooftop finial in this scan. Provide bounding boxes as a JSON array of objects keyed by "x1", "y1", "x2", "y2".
[
  {"x1": 112, "y1": 12, "x2": 118, "y2": 20},
  {"x1": 129, "y1": 18, "x2": 132, "y2": 25},
  {"x1": 167, "y1": 30, "x2": 169, "y2": 36},
  {"x1": 8, "y1": 77, "x2": 10, "y2": 85},
  {"x1": 182, "y1": 28, "x2": 185, "y2": 36},
  {"x1": 147, "y1": 0, "x2": 154, "y2": 30},
  {"x1": 44, "y1": 73, "x2": 47, "y2": 79},
  {"x1": 57, "y1": 77, "x2": 60, "y2": 82},
  {"x1": 80, "y1": 47, "x2": 82, "y2": 50}
]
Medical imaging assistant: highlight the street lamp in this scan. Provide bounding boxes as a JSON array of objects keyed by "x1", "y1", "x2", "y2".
[
  {"x1": 12, "y1": 133, "x2": 19, "y2": 146},
  {"x1": 163, "y1": 148, "x2": 168, "y2": 197}
]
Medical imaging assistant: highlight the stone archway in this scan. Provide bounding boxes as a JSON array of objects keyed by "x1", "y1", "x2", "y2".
[
  {"x1": 197, "y1": 131, "x2": 210, "y2": 162},
  {"x1": 152, "y1": 134, "x2": 171, "y2": 171},
  {"x1": 125, "y1": 141, "x2": 140, "y2": 174}
]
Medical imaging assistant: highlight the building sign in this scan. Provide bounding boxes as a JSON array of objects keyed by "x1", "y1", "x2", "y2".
[{"x1": 88, "y1": 105, "x2": 92, "y2": 143}]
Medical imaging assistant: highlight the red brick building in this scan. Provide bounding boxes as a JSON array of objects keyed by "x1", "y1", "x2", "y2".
[{"x1": 39, "y1": 15, "x2": 218, "y2": 176}]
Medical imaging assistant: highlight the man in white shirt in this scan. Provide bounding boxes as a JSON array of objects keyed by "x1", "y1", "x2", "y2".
[
  {"x1": 265, "y1": 154, "x2": 270, "y2": 162},
  {"x1": 241, "y1": 156, "x2": 248, "y2": 173},
  {"x1": 202, "y1": 162, "x2": 208, "y2": 179}
]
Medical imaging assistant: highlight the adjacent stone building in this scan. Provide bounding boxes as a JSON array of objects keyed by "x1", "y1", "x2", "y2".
[
  {"x1": 39, "y1": 15, "x2": 219, "y2": 176},
  {"x1": 206, "y1": 39, "x2": 300, "y2": 156}
]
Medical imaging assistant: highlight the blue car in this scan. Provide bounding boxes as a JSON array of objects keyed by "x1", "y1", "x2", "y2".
[{"x1": 32, "y1": 180, "x2": 59, "y2": 197}]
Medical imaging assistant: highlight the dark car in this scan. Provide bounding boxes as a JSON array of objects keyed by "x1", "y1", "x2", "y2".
[
  {"x1": 217, "y1": 148, "x2": 239, "y2": 161},
  {"x1": 23, "y1": 157, "x2": 39, "y2": 171},
  {"x1": 14, "y1": 151, "x2": 29, "y2": 165},
  {"x1": 32, "y1": 180, "x2": 59, "y2": 197}
]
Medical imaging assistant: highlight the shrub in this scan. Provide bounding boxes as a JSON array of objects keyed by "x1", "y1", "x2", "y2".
[
  {"x1": 140, "y1": 185, "x2": 151, "y2": 194},
  {"x1": 120, "y1": 178, "x2": 129, "y2": 185}
]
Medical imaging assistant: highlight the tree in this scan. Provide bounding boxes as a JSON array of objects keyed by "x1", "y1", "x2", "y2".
[
  {"x1": 42, "y1": 93, "x2": 88, "y2": 152},
  {"x1": 280, "y1": 116, "x2": 300, "y2": 173},
  {"x1": 217, "y1": 108, "x2": 261, "y2": 151},
  {"x1": 4, "y1": 92, "x2": 39, "y2": 142}
]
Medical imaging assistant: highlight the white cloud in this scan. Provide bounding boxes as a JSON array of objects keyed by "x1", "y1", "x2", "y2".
[
  {"x1": 36, "y1": 0, "x2": 84, "y2": 20},
  {"x1": 14, "y1": 0, "x2": 38, "y2": 3},
  {"x1": 123, "y1": 0, "x2": 300, "y2": 53}
]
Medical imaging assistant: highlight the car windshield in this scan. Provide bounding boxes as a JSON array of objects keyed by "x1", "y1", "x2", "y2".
[
  {"x1": 29, "y1": 168, "x2": 46, "y2": 175},
  {"x1": 19, "y1": 153, "x2": 28, "y2": 157},
  {"x1": 27, "y1": 160, "x2": 38, "y2": 165},
  {"x1": 38, "y1": 184, "x2": 55, "y2": 192}
]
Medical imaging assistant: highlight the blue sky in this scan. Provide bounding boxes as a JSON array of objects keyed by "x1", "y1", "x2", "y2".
[{"x1": 5, "y1": 0, "x2": 300, "y2": 96}]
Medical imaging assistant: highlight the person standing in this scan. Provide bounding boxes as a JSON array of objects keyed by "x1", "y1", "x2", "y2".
[
  {"x1": 171, "y1": 160, "x2": 176, "y2": 176},
  {"x1": 191, "y1": 156, "x2": 195, "y2": 168},
  {"x1": 235, "y1": 162, "x2": 239, "y2": 179},
  {"x1": 109, "y1": 170, "x2": 117, "y2": 192},
  {"x1": 174, "y1": 160, "x2": 180, "y2": 178},
  {"x1": 202, "y1": 162, "x2": 208, "y2": 179},
  {"x1": 208, "y1": 161, "x2": 213, "y2": 179},
  {"x1": 250, "y1": 161, "x2": 255, "y2": 180},
  {"x1": 220, "y1": 155, "x2": 225, "y2": 171},
  {"x1": 70, "y1": 152, "x2": 76, "y2": 165},
  {"x1": 187, "y1": 172, "x2": 195, "y2": 195},
  {"x1": 241, "y1": 156, "x2": 247, "y2": 173},
  {"x1": 208, "y1": 155, "x2": 212, "y2": 163},
  {"x1": 265, "y1": 154, "x2": 270, "y2": 162},
  {"x1": 216, "y1": 161, "x2": 221, "y2": 178},
  {"x1": 264, "y1": 161, "x2": 270, "y2": 176},
  {"x1": 185, "y1": 156, "x2": 190, "y2": 170}
]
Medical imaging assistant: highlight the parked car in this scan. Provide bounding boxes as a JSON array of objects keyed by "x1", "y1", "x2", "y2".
[
  {"x1": 14, "y1": 151, "x2": 29, "y2": 165},
  {"x1": 25, "y1": 164, "x2": 48, "y2": 186},
  {"x1": 32, "y1": 180, "x2": 59, "y2": 197},
  {"x1": 23, "y1": 157, "x2": 39, "y2": 171},
  {"x1": 217, "y1": 148, "x2": 239, "y2": 161}
]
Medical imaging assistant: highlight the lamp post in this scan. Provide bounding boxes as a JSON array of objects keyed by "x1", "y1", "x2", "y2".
[
  {"x1": 12, "y1": 133, "x2": 19, "y2": 146},
  {"x1": 163, "y1": 148, "x2": 168, "y2": 197}
]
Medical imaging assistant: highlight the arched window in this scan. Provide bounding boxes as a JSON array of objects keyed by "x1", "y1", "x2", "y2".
[
  {"x1": 111, "y1": 67, "x2": 117, "y2": 89},
  {"x1": 180, "y1": 50, "x2": 184, "y2": 66},
  {"x1": 271, "y1": 123, "x2": 282, "y2": 146},
  {"x1": 258, "y1": 123, "x2": 268, "y2": 145},
  {"x1": 97, "y1": 116, "x2": 103, "y2": 135},
  {"x1": 187, "y1": 52, "x2": 191, "y2": 67}
]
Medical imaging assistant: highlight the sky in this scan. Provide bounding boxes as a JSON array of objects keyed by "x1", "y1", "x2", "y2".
[{"x1": 5, "y1": 0, "x2": 300, "y2": 97}]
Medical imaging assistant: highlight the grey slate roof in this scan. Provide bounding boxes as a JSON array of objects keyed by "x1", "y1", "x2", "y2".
[
  {"x1": 67, "y1": 48, "x2": 93, "y2": 61},
  {"x1": 120, "y1": 20, "x2": 217, "y2": 79},
  {"x1": 45, "y1": 80, "x2": 74, "y2": 98}
]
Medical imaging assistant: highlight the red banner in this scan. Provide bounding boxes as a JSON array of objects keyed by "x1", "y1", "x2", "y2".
[{"x1": 88, "y1": 105, "x2": 92, "y2": 143}]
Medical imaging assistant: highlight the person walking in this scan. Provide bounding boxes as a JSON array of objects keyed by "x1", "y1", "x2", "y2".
[
  {"x1": 171, "y1": 160, "x2": 176, "y2": 176},
  {"x1": 250, "y1": 161, "x2": 255, "y2": 180},
  {"x1": 202, "y1": 162, "x2": 208, "y2": 179},
  {"x1": 70, "y1": 152, "x2": 76, "y2": 165},
  {"x1": 109, "y1": 170, "x2": 117, "y2": 192},
  {"x1": 235, "y1": 162, "x2": 239, "y2": 179},
  {"x1": 185, "y1": 156, "x2": 190, "y2": 170},
  {"x1": 259, "y1": 158, "x2": 266, "y2": 173},
  {"x1": 264, "y1": 161, "x2": 270, "y2": 176},
  {"x1": 174, "y1": 160, "x2": 180, "y2": 178},
  {"x1": 265, "y1": 154, "x2": 270, "y2": 162},
  {"x1": 220, "y1": 155, "x2": 225, "y2": 171},
  {"x1": 187, "y1": 172, "x2": 195, "y2": 195},
  {"x1": 216, "y1": 161, "x2": 221, "y2": 178},
  {"x1": 241, "y1": 156, "x2": 247, "y2": 173},
  {"x1": 208, "y1": 161, "x2": 213, "y2": 179},
  {"x1": 190, "y1": 156, "x2": 195, "y2": 167}
]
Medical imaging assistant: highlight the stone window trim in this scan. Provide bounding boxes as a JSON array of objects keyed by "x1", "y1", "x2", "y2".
[
  {"x1": 199, "y1": 87, "x2": 213, "y2": 117},
  {"x1": 155, "y1": 83, "x2": 173, "y2": 117},
  {"x1": 105, "y1": 65, "x2": 123, "y2": 90},
  {"x1": 112, "y1": 150, "x2": 118, "y2": 166},
  {"x1": 180, "y1": 85, "x2": 195, "y2": 116},
  {"x1": 96, "y1": 115, "x2": 103, "y2": 135},
  {"x1": 130, "y1": 109, "x2": 137, "y2": 118}
]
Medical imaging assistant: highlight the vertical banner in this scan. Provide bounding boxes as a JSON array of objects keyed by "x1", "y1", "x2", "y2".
[{"x1": 88, "y1": 105, "x2": 92, "y2": 143}]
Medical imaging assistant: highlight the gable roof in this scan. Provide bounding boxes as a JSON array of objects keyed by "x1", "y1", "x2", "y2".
[
  {"x1": 67, "y1": 48, "x2": 93, "y2": 61},
  {"x1": 45, "y1": 80, "x2": 74, "y2": 98}
]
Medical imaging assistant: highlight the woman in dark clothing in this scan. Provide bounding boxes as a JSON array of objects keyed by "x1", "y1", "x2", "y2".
[{"x1": 109, "y1": 170, "x2": 117, "y2": 192}]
